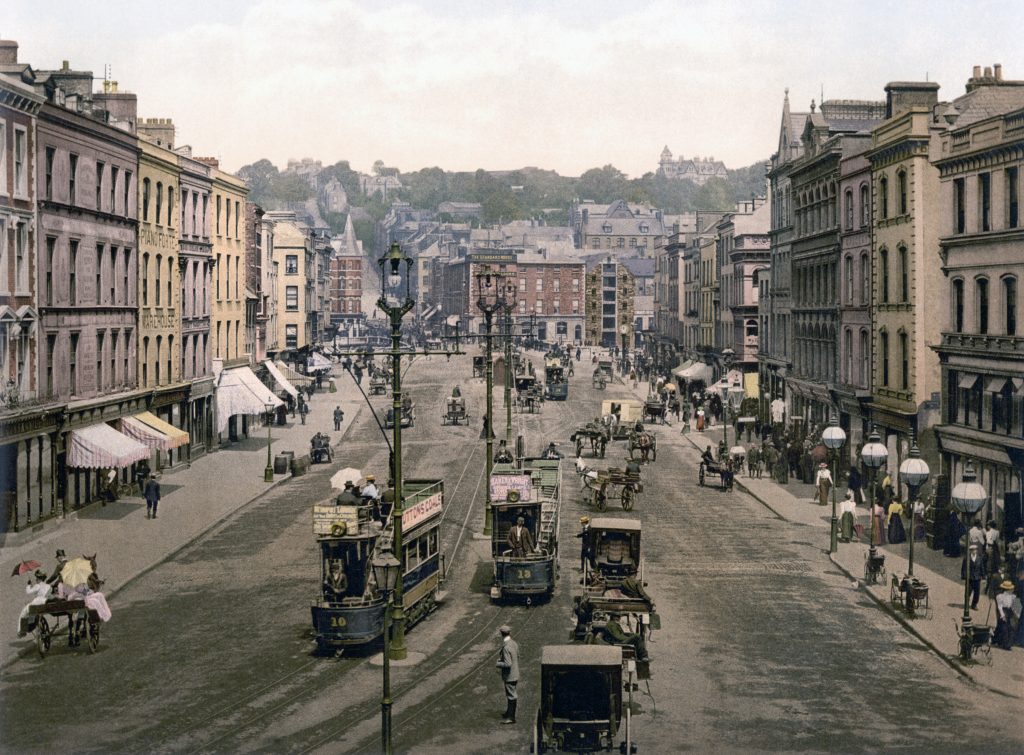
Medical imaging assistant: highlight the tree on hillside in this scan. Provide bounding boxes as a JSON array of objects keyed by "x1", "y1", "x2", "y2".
[
  {"x1": 693, "y1": 177, "x2": 736, "y2": 211},
  {"x1": 319, "y1": 160, "x2": 362, "y2": 199},
  {"x1": 237, "y1": 159, "x2": 279, "y2": 206},
  {"x1": 576, "y1": 165, "x2": 629, "y2": 204}
]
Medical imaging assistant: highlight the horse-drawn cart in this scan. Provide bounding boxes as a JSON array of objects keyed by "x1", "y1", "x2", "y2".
[
  {"x1": 592, "y1": 369, "x2": 608, "y2": 390},
  {"x1": 310, "y1": 432, "x2": 334, "y2": 464},
  {"x1": 627, "y1": 431, "x2": 657, "y2": 463},
  {"x1": 442, "y1": 396, "x2": 469, "y2": 425},
  {"x1": 581, "y1": 467, "x2": 642, "y2": 511},
  {"x1": 368, "y1": 373, "x2": 388, "y2": 395},
  {"x1": 642, "y1": 397, "x2": 667, "y2": 424},
  {"x1": 27, "y1": 599, "x2": 102, "y2": 658},
  {"x1": 698, "y1": 458, "x2": 733, "y2": 489},
  {"x1": 572, "y1": 423, "x2": 609, "y2": 459}
]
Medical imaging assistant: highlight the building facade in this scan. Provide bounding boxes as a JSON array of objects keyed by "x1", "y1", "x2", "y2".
[
  {"x1": 585, "y1": 255, "x2": 635, "y2": 349},
  {"x1": 268, "y1": 212, "x2": 311, "y2": 352},
  {"x1": 208, "y1": 161, "x2": 248, "y2": 365}
]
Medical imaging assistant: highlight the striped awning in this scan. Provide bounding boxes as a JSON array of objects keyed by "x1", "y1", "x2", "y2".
[
  {"x1": 217, "y1": 366, "x2": 284, "y2": 433},
  {"x1": 264, "y1": 360, "x2": 299, "y2": 399},
  {"x1": 68, "y1": 423, "x2": 150, "y2": 469},
  {"x1": 122, "y1": 412, "x2": 190, "y2": 451},
  {"x1": 307, "y1": 352, "x2": 333, "y2": 373},
  {"x1": 276, "y1": 360, "x2": 313, "y2": 387}
]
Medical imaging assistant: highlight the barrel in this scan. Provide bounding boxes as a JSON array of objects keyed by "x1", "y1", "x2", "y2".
[{"x1": 273, "y1": 454, "x2": 290, "y2": 474}]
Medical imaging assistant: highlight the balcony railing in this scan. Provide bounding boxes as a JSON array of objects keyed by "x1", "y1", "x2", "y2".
[{"x1": 940, "y1": 331, "x2": 1024, "y2": 354}]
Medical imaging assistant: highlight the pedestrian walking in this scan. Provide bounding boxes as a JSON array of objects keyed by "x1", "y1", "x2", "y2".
[
  {"x1": 496, "y1": 625, "x2": 520, "y2": 724},
  {"x1": 747, "y1": 445, "x2": 760, "y2": 478},
  {"x1": 962, "y1": 544, "x2": 986, "y2": 610},
  {"x1": 333, "y1": 405, "x2": 344, "y2": 431},
  {"x1": 839, "y1": 491, "x2": 857, "y2": 542},
  {"x1": 815, "y1": 462, "x2": 833, "y2": 506},
  {"x1": 847, "y1": 465, "x2": 863, "y2": 507},
  {"x1": 135, "y1": 460, "x2": 150, "y2": 495},
  {"x1": 696, "y1": 406, "x2": 705, "y2": 432},
  {"x1": 944, "y1": 510, "x2": 965, "y2": 558},
  {"x1": 993, "y1": 580, "x2": 1020, "y2": 650},
  {"x1": 144, "y1": 473, "x2": 161, "y2": 519}
]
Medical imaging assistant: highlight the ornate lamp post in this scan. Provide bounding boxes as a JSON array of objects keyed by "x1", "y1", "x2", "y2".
[
  {"x1": 264, "y1": 398, "x2": 276, "y2": 482},
  {"x1": 502, "y1": 281, "x2": 516, "y2": 444},
  {"x1": 951, "y1": 461, "x2": 987, "y2": 660},
  {"x1": 619, "y1": 323, "x2": 630, "y2": 375},
  {"x1": 822, "y1": 416, "x2": 847, "y2": 554},
  {"x1": 898, "y1": 437, "x2": 930, "y2": 577},
  {"x1": 477, "y1": 267, "x2": 507, "y2": 536},
  {"x1": 719, "y1": 348, "x2": 736, "y2": 451},
  {"x1": 378, "y1": 242, "x2": 415, "y2": 660},
  {"x1": 371, "y1": 550, "x2": 401, "y2": 755},
  {"x1": 860, "y1": 427, "x2": 888, "y2": 562}
]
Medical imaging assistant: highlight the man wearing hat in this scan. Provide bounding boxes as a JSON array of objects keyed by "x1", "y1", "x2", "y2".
[
  {"x1": 994, "y1": 580, "x2": 1021, "y2": 650},
  {"x1": 495, "y1": 625, "x2": 519, "y2": 724},
  {"x1": 576, "y1": 516, "x2": 593, "y2": 573},
  {"x1": 507, "y1": 516, "x2": 534, "y2": 557},
  {"x1": 46, "y1": 550, "x2": 68, "y2": 588},
  {"x1": 361, "y1": 475, "x2": 380, "y2": 502},
  {"x1": 337, "y1": 481, "x2": 360, "y2": 505},
  {"x1": 962, "y1": 543, "x2": 987, "y2": 610}
]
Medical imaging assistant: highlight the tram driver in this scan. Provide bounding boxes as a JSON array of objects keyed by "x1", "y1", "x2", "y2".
[{"x1": 324, "y1": 559, "x2": 348, "y2": 601}]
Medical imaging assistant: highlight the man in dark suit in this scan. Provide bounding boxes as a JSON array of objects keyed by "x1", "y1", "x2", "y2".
[
  {"x1": 962, "y1": 544, "x2": 987, "y2": 610},
  {"x1": 144, "y1": 474, "x2": 161, "y2": 519},
  {"x1": 496, "y1": 625, "x2": 520, "y2": 724}
]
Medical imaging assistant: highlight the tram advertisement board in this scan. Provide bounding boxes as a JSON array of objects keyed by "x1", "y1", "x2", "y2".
[
  {"x1": 490, "y1": 474, "x2": 533, "y2": 503},
  {"x1": 313, "y1": 504, "x2": 360, "y2": 535},
  {"x1": 403, "y1": 492, "x2": 443, "y2": 531}
]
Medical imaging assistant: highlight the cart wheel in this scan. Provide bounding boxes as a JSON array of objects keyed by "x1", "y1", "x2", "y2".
[
  {"x1": 35, "y1": 616, "x2": 51, "y2": 659},
  {"x1": 622, "y1": 486, "x2": 635, "y2": 511},
  {"x1": 596, "y1": 484, "x2": 608, "y2": 512},
  {"x1": 576, "y1": 438, "x2": 583, "y2": 457},
  {"x1": 86, "y1": 618, "x2": 100, "y2": 654},
  {"x1": 698, "y1": 467, "x2": 705, "y2": 486}
]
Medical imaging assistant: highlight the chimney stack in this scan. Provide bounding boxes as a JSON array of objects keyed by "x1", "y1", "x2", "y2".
[
  {"x1": 994, "y1": 63, "x2": 1003, "y2": 81},
  {"x1": 973, "y1": 65, "x2": 982, "y2": 78},
  {"x1": 0, "y1": 40, "x2": 18, "y2": 65},
  {"x1": 984, "y1": 66, "x2": 993, "y2": 78}
]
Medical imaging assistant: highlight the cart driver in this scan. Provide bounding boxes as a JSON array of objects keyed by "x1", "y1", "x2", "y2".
[
  {"x1": 701, "y1": 445, "x2": 715, "y2": 466},
  {"x1": 494, "y1": 440, "x2": 514, "y2": 464},
  {"x1": 625, "y1": 458, "x2": 642, "y2": 478},
  {"x1": 336, "y1": 481, "x2": 361, "y2": 505},
  {"x1": 601, "y1": 613, "x2": 649, "y2": 662},
  {"x1": 542, "y1": 443, "x2": 562, "y2": 460},
  {"x1": 452, "y1": 385, "x2": 462, "y2": 398},
  {"x1": 324, "y1": 559, "x2": 348, "y2": 601}
]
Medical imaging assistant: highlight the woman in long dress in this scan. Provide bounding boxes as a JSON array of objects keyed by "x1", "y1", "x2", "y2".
[
  {"x1": 887, "y1": 500, "x2": 907, "y2": 544},
  {"x1": 815, "y1": 463, "x2": 833, "y2": 506},
  {"x1": 943, "y1": 510, "x2": 964, "y2": 557},
  {"x1": 871, "y1": 502, "x2": 887, "y2": 545},
  {"x1": 839, "y1": 491, "x2": 857, "y2": 542}
]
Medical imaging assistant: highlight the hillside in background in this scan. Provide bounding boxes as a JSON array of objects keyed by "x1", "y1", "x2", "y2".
[{"x1": 237, "y1": 158, "x2": 770, "y2": 247}]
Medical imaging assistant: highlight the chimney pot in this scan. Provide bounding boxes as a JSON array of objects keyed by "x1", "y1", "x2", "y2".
[
  {"x1": 973, "y1": 65, "x2": 982, "y2": 78},
  {"x1": 0, "y1": 40, "x2": 18, "y2": 66},
  {"x1": 62, "y1": 60, "x2": 70, "y2": 71},
  {"x1": 994, "y1": 63, "x2": 1003, "y2": 81},
  {"x1": 984, "y1": 66, "x2": 992, "y2": 78}
]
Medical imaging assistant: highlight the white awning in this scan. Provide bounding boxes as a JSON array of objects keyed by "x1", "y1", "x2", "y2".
[
  {"x1": 985, "y1": 376, "x2": 1011, "y2": 393},
  {"x1": 276, "y1": 360, "x2": 313, "y2": 387},
  {"x1": 68, "y1": 423, "x2": 150, "y2": 469},
  {"x1": 307, "y1": 353, "x2": 333, "y2": 372},
  {"x1": 958, "y1": 373, "x2": 980, "y2": 390},
  {"x1": 671, "y1": 360, "x2": 694, "y2": 378},
  {"x1": 217, "y1": 366, "x2": 283, "y2": 433},
  {"x1": 264, "y1": 360, "x2": 299, "y2": 399},
  {"x1": 680, "y1": 362, "x2": 713, "y2": 383},
  {"x1": 121, "y1": 412, "x2": 190, "y2": 451}
]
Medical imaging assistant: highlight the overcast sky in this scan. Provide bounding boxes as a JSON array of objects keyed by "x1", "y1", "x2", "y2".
[{"x1": 5, "y1": 0, "x2": 1022, "y2": 177}]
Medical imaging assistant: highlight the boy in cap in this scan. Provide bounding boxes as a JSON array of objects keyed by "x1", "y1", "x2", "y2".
[{"x1": 496, "y1": 625, "x2": 519, "y2": 724}]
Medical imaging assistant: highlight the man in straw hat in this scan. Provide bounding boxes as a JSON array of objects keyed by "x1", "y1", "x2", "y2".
[
  {"x1": 495, "y1": 624, "x2": 519, "y2": 724},
  {"x1": 994, "y1": 580, "x2": 1021, "y2": 650},
  {"x1": 576, "y1": 516, "x2": 593, "y2": 573}
]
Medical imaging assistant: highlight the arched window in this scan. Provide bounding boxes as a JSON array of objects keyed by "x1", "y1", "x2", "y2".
[
  {"x1": 845, "y1": 328, "x2": 853, "y2": 382},
  {"x1": 879, "y1": 248, "x2": 889, "y2": 304},
  {"x1": 952, "y1": 279, "x2": 964, "y2": 332},
  {"x1": 142, "y1": 178, "x2": 150, "y2": 222},
  {"x1": 167, "y1": 185, "x2": 175, "y2": 226},
  {"x1": 155, "y1": 254, "x2": 162, "y2": 306},
  {"x1": 880, "y1": 329, "x2": 890, "y2": 386},
  {"x1": 142, "y1": 336, "x2": 150, "y2": 387},
  {"x1": 845, "y1": 255, "x2": 853, "y2": 304},
  {"x1": 899, "y1": 246, "x2": 908, "y2": 302},
  {"x1": 156, "y1": 181, "x2": 163, "y2": 225},
  {"x1": 858, "y1": 329, "x2": 868, "y2": 386},
  {"x1": 167, "y1": 257, "x2": 174, "y2": 305},
  {"x1": 860, "y1": 252, "x2": 869, "y2": 305},
  {"x1": 142, "y1": 252, "x2": 149, "y2": 306},
  {"x1": 845, "y1": 189, "x2": 854, "y2": 229},
  {"x1": 897, "y1": 170, "x2": 907, "y2": 215},
  {"x1": 1003, "y1": 276, "x2": 1017, "y2": 336},
  {"x1": 167, "y1": 334, "x2": 174, "y2": 383},
  {"x1": 879, "y1": 176, "x2": 889, "y2": 220},
  {"x1": 976, "y1": 278, "x2": 989, "y2": 334},
  {"x1": 899, "y1": 331, "x2": 908, "y2": 390},
  {"x1": 155, "y1": 335, "x2": 162, "y2": 385},
  {"x1": 859, "y1": 184, "x2": 869, "y2": 227}
]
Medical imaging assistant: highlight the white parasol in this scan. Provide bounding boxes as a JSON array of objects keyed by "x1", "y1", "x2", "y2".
[{"x1": 330, "y1": 467, "x2": 362, "y2": 489}]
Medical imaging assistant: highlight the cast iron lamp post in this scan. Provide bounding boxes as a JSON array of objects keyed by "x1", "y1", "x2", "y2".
[
  {"x1": 898, "y1": 437, "x2": 930, "y2": 577},
  {"x1": 620, "y1": 323, "x2": 630, "y2": 375},
  {"x1": 264, "y1": 398, "x2": 276, "y2": 482},
  {"x1": 378, "y1": 242, "x2": 416, "y2": 660},
  {"x1": 371, "y1": 550, "x2": 401, "y2": 755},
  {"x1": 951, "y1": 460, "x2": 987, "y2": 660},
  {"x1": 822, "y1": 416, "x2": 847, "y2": 554},
  {"x1": 477, "y1": 267, "x2": 508, "y2": 536},
  {"x1": 502, "y1": 282, "x2": 516, "y2": 444},
  {"x1": 719, "y1": 348, "x2": 736, "y2": 452},
  {"x1": 861, "y1": 428, "x2": 888, "y2": 563}
]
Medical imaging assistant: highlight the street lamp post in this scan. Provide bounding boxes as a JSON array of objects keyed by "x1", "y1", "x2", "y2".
[
  {"x1": 378, "y1": 243, "x2": 416, "y2": 660},
  {"x1": 898, "y1": 437, "x2": 930, "y2": 577},
  {"x1": 951, "y1": 460, "x2": 987, "y2": 660},
  {"x1": 264, "y1": 399, "x2": 276, "y2": 482},
  {"x1": 372, "y1": 550, "x2": 401, "y2": 755},
  {"x1": 619, "y1": 323, "x2": 630, "y2": 376},
  {"x1": 720, "y1": 348, "x2": 736, "y2": 452},
  {"x1": 502, "y1": 283, "x2": 516, "y2": 444},
  {"x1": 822, "y1": 416, "x2": 847, "y2": 554},
  {"x1": 477, "y1": 268, "x2": 507, "y2": 536},
  {"x1": 861, "y1": 427, "x2": 889, "y2": 563}
]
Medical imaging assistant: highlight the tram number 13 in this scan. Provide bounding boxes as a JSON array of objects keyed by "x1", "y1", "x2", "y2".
[
  {"x1": 329, "y1": 616, "x2": 347, "y2": 628},
  {"x1": 514, "y1": 569, "x2": 532, "y2": 580}
]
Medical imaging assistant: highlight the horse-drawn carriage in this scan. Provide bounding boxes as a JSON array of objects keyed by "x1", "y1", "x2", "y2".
[
  {"x1": 27, "y1": 599, "x2": 103, "y2": 658},
  {"x1": 592, "y1": 369, "x2": 608, "y2": 390},
  {"x1": 600, "y1": 400, "x2": 644, "y2": 442},
  {"x1": 572, "y1": 422, "x2": 609, "y2": 459},
  {"x1": 516, "y1": 375, "x2": 544, "y2": 414},
  {"x1": 698, "y1": 457, "x2": 733, "y2": 489},
  {"x1": 385, "y1": 398, "x2": 415, "y2": 428},
  {"x1": 642, "y1": 396, "x2": 667, "y2": 425},
  {"x1": 442, "y1": 396, "x2": 469, "y2": 425},
  {"x1": 627, "y1": 431, "x2": 657, "y2": 463},
  {"x1": 531, "y1": 645, "x2": 635, "y2": 755},
  {"x1": 368, "y1": 372, "x2": 388, "y2": 395},
  {"x1": 472, "y1": 355, "x2": 487, "y2": 378},
  {"x1": 310, "y1": 432, "x2": 334, "y2": 464},
  {"x1": 580, "y1": 466, "x2": 642, "y2": 511}
]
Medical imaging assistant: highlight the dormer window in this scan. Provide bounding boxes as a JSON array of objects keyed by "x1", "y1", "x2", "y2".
[
  {"x1": 602, "y1": 223, "x2": 612, "y2": 233},
  {"x1": 639, "y1": 224, "x2": 649, "y2": 233}
]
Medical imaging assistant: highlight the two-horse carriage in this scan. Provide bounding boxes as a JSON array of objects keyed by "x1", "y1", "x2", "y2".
[
  {"x1": 310, "y1": 432, "x2": 334, "y2": 464},
  {"x1": 442, "y1": 396, "x2": 469, "y2": 425}
]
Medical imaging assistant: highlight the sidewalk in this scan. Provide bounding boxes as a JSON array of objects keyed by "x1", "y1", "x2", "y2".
[
  {"x1": 0, "y1": 365, "x2": 363, "y2": 671},
  {"x1": 676, "y1": 422, "x2": 1024, "y2": 699}
]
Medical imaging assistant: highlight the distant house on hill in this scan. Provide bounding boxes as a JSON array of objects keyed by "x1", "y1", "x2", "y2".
[{"x1": 657, "y1": 146, "x2": 728, "y2": 185}]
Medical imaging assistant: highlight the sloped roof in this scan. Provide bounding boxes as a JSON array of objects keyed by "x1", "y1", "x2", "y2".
[{"x1": 950, "y1": 86, "x2": 1024, "y2": 128}]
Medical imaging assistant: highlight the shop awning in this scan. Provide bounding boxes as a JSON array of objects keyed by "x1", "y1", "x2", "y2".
[
  {"x1": 122, "y1": 412, "x2": 190, "y2": 451},
  {"x1": 671, "y1": 360, "x2": 695, "y2": 378},
  {"x1": 958, "y1": 373, "x2": 980, "y2": 390},
  {"x1": 307, "y1": 353, "x2": 333, "y2": 373},
  {"x1": 217, "y1": 366, "x2": 283, "y2": 433},
  {"x1": 679, "y1": 362, "x2": 713, "y2": 383},
  {"x1": 68, "y1": 423, "x2": 150, "y2": 469},
  {"x1": 985, "y1": 376, "x2": 1011, "y2": 393},
  {"x1": 276, "y1": 360, "x2": 313, "y2": 387},
  {"x1": 264, "y1": 360, "x2": 299, "y2": 399}
]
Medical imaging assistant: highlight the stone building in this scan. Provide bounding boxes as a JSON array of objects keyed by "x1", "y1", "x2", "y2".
[
  {"x1": 932, "y1": 65, "x2": 1024, "y2": 530},
  {"x1": 206, "y1": 160, "x2": 248, "y2": 365},
  {"x1": 572, "y1": 200, "x2": 666, "y2": 255},
  {"x1": 585, "y1": 255, "x2": 635, "y2": 349},
  {"x1": 245, "y1": 201, "x2": 277, "y2": 361},
  {"x1": 866, "y1": 82, "x2": 945, "y2": 473},
  {"x1": 657, "y1": 146, "x2": 728, "y2": 185},
  {"x1": 267, "y1": 212, "x2": 312, "y2": 352},
  {"x1": 329, "y1": 214, "x2": 363, "y2": 337}
]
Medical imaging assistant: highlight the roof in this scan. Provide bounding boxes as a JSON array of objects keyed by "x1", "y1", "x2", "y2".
[
  {"x1": 588, "y1": 517, "x2": 642, "y2": 532},
  {"x1": 949, "y1": 86, "x2": 1024, "y2": 129},
  {"x1": 620, "y1": 257, "x2": 655, "y2": 278},
  {"x1": 541, "y1": 645, "x2": 622, "y2": 667}
]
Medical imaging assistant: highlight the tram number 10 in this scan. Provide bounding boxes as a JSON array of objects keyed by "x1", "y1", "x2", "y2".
[{"x1": 329, "y1": 616, "x2": 347, "y2": 628}]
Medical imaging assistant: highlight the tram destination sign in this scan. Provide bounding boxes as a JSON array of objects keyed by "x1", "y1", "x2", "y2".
[
  {"x1": 489, "y1": 474, "x2": 533, "y2": 503},
  {"x1": 403, "y1": 492, "x2": 443, "y2": 531}
]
